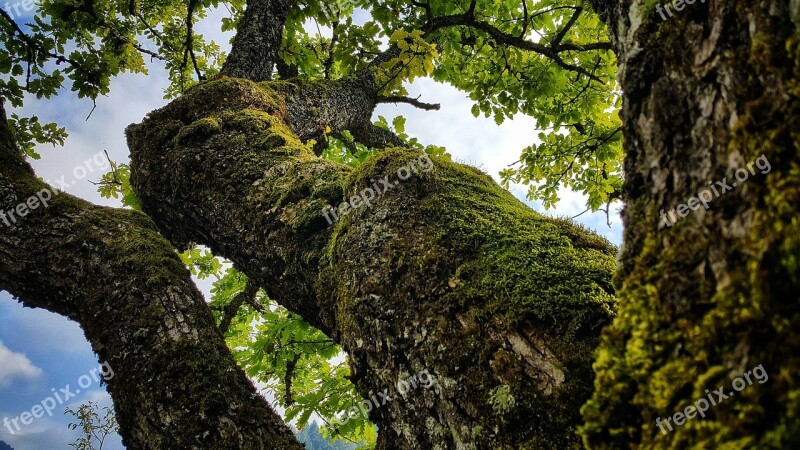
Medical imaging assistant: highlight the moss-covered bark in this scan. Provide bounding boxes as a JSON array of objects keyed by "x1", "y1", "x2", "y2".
[
  {"x1": 0, "y1": 100, "x2": 303, "y2": 450},
  {"x1": 128, "y1": 77, "x2": 617, "y2": 448},
  {"x1": 582, "y1": 1, "x2": 800, "y2": 448}
]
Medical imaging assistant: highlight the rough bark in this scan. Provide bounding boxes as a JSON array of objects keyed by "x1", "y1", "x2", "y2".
[
  {"x1": 582, "y1": 0, "x2": 800, "y2": 448},
  {"x1": 0, "y1": 100, "x2": 302, "y2": 450},
  {"x1": 220, "y1": 0, "x2": 291, "y2": 81},
  {"x1": 127, "y1": 77, "x2": 618, "y2": 449}
]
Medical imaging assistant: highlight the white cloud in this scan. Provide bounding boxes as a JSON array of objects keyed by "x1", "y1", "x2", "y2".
[
  {"x1": 0, "y1": 342, "x2": 42, "y2": 389},
  {"x1": 375, "y1": 78, "x2": 623, "y2": 244}
]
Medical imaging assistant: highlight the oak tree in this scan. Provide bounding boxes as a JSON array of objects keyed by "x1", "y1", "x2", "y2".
[{"x1": 1, "y1": 0, "x2": 797, "y2": 449}]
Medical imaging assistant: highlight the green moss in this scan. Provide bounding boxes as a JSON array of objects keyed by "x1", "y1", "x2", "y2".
[
  {"x1": 129, "y1": 75, "x2": 617, "y2": 448},
  {"x1": 581, "y1": 6, "x2": 800, "y2": 450},
  {"x1": 173, "y1": 117, "x2": 221, "y2": 145},
  {"x1": 81, "y1": 208, "x2": 191, "y2": 289},
  {"x1": 318, "y1": 147, "x2": 617, "y2": 448}
]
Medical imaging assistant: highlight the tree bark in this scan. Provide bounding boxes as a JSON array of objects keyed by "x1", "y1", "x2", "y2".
[
  {"x1": 582, "y1": 0, "x2": 800, "y2": 448},
  {"x1": 127, "y1": 77, "x2": 618, "y2": 449},
  {"x1": 0, "y1": 100, "x2": 303, "y2": 450},
  {"x1": 220, "y1": 0, "x2": 291, "y2": 81}
]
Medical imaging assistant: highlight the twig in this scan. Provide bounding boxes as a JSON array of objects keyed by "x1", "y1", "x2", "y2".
[{"x1": 377, "y1": 95, "x2": 441, "y2": 111}]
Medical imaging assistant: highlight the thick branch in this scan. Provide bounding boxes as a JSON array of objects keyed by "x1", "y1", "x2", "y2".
[
  {"x1": 221, "y1": 0, "x2": 291, "y2": 81},
  {"x1": 128, "y1": 78, "x2": 617, "y2": 448},
  {"x1": 0, "y1": 99, "x2": 301, "y2": 450}
]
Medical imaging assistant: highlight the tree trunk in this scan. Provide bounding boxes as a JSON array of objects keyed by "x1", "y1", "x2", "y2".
[
  {"x1": 582, "y1": 0, "x2": 800, "y2": 448},
  {"x1": 220, "y1": 0, "x2": 291, "y2": 82},
  {"x1": 127, "y1": 76, "x2": 618, "y2": 449},
  {"x1": 0, "y1": 101, "x2": 303, "y2": 450}
]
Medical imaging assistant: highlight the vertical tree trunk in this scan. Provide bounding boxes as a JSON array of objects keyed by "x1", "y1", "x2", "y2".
[
  {"x1": 0, "y1": 100, "x2": 303, "y2": 450},
  {"x1": 582, "y1": 1, "x2": 800, "y2": 448},
  {"x1": 220, "y1": 0, "x2": 291, "y2": 81}
]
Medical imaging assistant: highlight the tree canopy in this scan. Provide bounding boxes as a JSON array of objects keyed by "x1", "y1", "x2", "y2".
[{"x1": 1, "y1": 0, "x2": 621, "y2": 210}]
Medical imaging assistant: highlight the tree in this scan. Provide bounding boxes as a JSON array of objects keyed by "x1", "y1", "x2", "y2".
[
  {"x1": 296, "y1": 421, "x2": 360, "y2": 449},
  {"x1": 581, "y1": 0, "x2": 800, "y2": 448},
  {"x1": 0, "y1": 1, "x2": 795, "y2": 450},
  {"x1": 67, "y1": 402, "x2": 120, "y2": 450},
  {"x1": 1, "y1": 0, "x2": 617, "y2": 447}
]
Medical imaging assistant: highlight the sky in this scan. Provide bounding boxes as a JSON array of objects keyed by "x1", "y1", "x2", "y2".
[{"x1": 0, "y1": 6, "x2": 622, "y2": 450}]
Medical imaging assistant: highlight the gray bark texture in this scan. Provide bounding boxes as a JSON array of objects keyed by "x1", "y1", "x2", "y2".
[
  {"x1": 0, "y1": 100, "x2": 303, "y2": 450},
  {"x1": 220, "y1": 0, "x2": 291, "y2": 81},
  {"x1": 126, "y1": 77, "x2": 617, "y2": 449}
]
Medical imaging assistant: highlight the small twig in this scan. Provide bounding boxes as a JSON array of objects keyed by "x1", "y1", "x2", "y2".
[
  {"x1": 89, "y1": 150, "x2": 121, "y2": 186},
  {"x1": 219, "y1": 280, "x2": 259, "y2": 334},
  {"x1": 283, "y1": 353, "x2": 301, "y2": 406},
  {"x1": 570, "y1": 207, "x2": 591, "y2": 220},
  {"x1": 85, "y1": 100, "x2": 97, "y2": 121},
  {"x1": 377, "y1": 95, "x2": 441, "y2": 111}
]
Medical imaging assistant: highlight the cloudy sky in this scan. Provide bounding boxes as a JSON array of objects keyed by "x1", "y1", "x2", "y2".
[{"x1": 0, "y1": 5, "x2": 622, "y2": 450}]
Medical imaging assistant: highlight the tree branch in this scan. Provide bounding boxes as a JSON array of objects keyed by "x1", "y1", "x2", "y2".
[
  {"x1": 377, "y1": 95, "x2": 441, "y2": 111},
  {"x1": 350, "y1": 122, "x2": 405, "y2": 148},
  {"x1": 221, "y1": 0, "x2": 292, "y2": 81},
  {"x1": 127, "y1": 79, "x2": 618, "y2": 448},
  {"x1": 182, "y1": 0, "x2": 205, "y2": 83},
  {"x1": 551, "y1": 6, "x2": 583, "y2": 47},
  {"x1": 0, "y1": 97, "x2": 302, "y2": 449},
  {"x1": 283, "y1": 354, "x2": 300, "y2": 406},
  {"x1": 219, "y1": 280, "x2": 260, "y2": 334},
  {"x1": 423, "y1": 10, "x2": 611, "y2": 82}
]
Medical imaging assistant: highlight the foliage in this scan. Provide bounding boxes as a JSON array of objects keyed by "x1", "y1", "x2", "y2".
[
  {"x1": 322, "y1": 114, "x2": 448, "y2": 167},
  {"x1": 66, "y1": 402, "x2": 119, "y2": 450},
  {"x1": 4, "y1": 0, "x2": 619, "y2": 209},
  {"x1": 6, "y1": 113, "x2": 66, "y2": 159},
  {"x1": 296, "y1": 421, "x2": 363, "y2": 450},
  {"x1": 279, "y1": 0, "x2": 621, "y2": 210},
  {"x1": 221, "y1": 275, "x2": 377, "y2": 445},
  {"x1": 96, "y1": 160, "x2": 142, "y2": 210}
]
